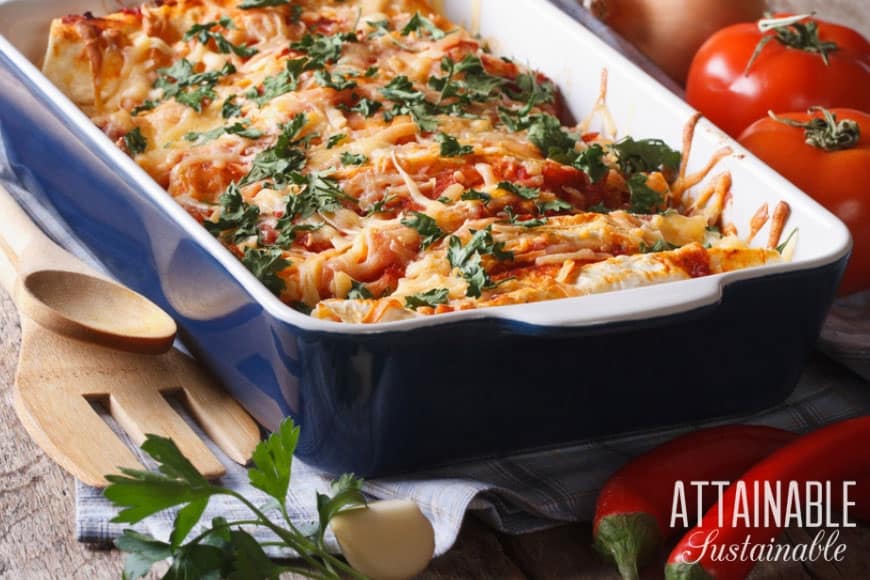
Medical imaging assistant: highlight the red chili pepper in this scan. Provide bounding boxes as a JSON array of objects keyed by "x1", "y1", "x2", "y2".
[
  {"x1": 594, "y1": 425, "x2": 797, "y2": 580},
  {"x1": 665, "y1": 416, "x2": 870, "y2": 580}
]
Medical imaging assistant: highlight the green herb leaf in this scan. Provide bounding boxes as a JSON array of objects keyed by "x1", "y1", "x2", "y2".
[
  {"x1": 536, "y1": 199, "x2": 572, "y2": 213},
  {"x1": 587, "y1": 202, "x2": 611, "y2": 214},
  {"x1": 363, "y1": 66, "x2": 379, "y2": 78},
  {"x1": 124, "y1": 127, "x2": 147, "y2": 155},
  {"x1": 291, "y1": 31, "x2": 357, "y2": 66},
  {"x1": 221, "y1": 95, "x2": 242, "y2": 118},
  {"x1": 274, "y1": 219, "x2": 321, "y2": 249},
  {"x1": 154, "y1": 59, "x2": 235, "y2": 112},
  {"x1": 610, "y1": 137, "x2": 681, "y2": 176},
  {"x1": 639, "y1": 239, "x2": 679, "y2": 253},
  {"x1": 573, "y1": 143, "x2": 608, "y2": 183},
  {"x1": 184, "y1": 18, "x2": 258, "y2": 58},
  {"x1": 776, "y1": 228, "x2": 798, "y2": 253},
  {"x1": 436, "y1": 132, "x2": 473, "y2": 157},
  {"x1": 505, "y1": 72, "x2": 554, "y2": 114},
  {"x1": 447, "y1": 226, "x2": 512, "y2": 297},
  {"x1": 347, "y1": 279, "x2": 373, "y2": 300},
  {"x1": 326, "y1": 133, "x2": 347, "y2": 148},
  {"x1": 185, "y1": 122, "x2": 263, "y2": 144},
  {"x1": 504, "y1": 206, "x2": 547, "y2": 228},
  {"x1": 401, "y1": 211, "x2": 445, "y2": 250},
  {"x1": 498, "y1": 181, "x2": 540, "y2": 200},
  {"x1": 340, "y1": 151, "x2": 368, "y2": 165},
  {"x1": 131, "y1": 100, "x2": 159, "y2": 116},
  {"x1": 241, "y1": 247, "x2": 291, "y2": 295},
  {"x1": 242, "y1": 114, "x2": 308, "y2": 185},
  {"x1": 367, "y1": 19, "x2": 392, "y2": 38},
  {"x1": 204, "y1": 183, "x2": 261, "y2": 242},
  {"x1": 348, "y1": 97, "x2": 383, "y2": 117},
  {"x1": 247, "y1": 410, "x2": 299, "y2": 505},
  {"x1": 405, "y1": 288, "x2": 449, "y2": 310},
  {"x1": 114, "y1": 531, "x2": 172, "y2": 580},
  {"x1": 461, "y1": 189, "x2": 491, "y2": 204},
  {"x1": 239, "y1": 0, "x2": 289, "y2": 9},
  {"x1": 315, "y1": 475, "x2": 366, "y2": 544},
  {"x1": 366, "y1": 193, "x2": 395, "y2": 215},
  {"x1": 247, "y1": 61, "x2": 299, "y2": 106},
  {"x1": 380, "y1": 76, "x2": 439, "y2": 131},
  {"x1": 314, "y1": 70, "x2": 358, "y2": 91},
  {"x1": 284, "y1": 170, "x2": 354, "y2": 219},
  {"x1": 627, "y1": 173, "x2": 663, "y2": 214},
  {"x1": 401, "y1": 12, "x2": 446, "y2": 39}
]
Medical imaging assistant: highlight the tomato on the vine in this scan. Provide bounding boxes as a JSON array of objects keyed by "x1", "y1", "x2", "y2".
[
  {"x1": 687, "y1": 14, "x2": 870, "y2": 138},
  {"x1": 739, "y1": 108, "x2": 870, "y2": 296}
]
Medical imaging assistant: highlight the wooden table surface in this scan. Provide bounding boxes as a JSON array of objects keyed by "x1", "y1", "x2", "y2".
[{"x1": 1, "y1": 1, "x2": 868, "y2": 578}]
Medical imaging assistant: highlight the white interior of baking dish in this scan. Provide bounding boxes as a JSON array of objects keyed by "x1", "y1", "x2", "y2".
[{"x1": 0, "y1": 0, "x2": 852, "y2": 332}]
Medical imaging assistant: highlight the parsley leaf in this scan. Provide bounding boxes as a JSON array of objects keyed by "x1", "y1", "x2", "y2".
[
  {"x1": 610, "y1": 137, "x2": 681, "y2": 175},
  {"x1": 347, "y1": 280, "x2": 373, "y2": 299},
  {"x1": 364, "y1": 66, "x2": 379, "y2": 78},
  {"x1": 291, "y1": 31, "x2": 357, "y2": 66},
  {"x1": 130, "y1": 100, "x2": 158, "y2": 116},
  {"x1": 380, "y1": 75, "x2": 439, "y2": 131},
  {"x1": 573, "y1": 143, "x2": 608, "y2": 183},
  {"x1": 242, "y1": 114, "x2": 308, "y2": 185},
  {"x1": 340, "y1": 151, "x2": 368, "y2": 165},
  {"x1": 505, "y1": 72, "x2": 555, "y2": 114},
  {"x1": 401, "y1": 211, "x2": 445, "y2": 250},
  {"x1": 204, "y1": 183, "x2": 261, "y2": 243},
  {"x1": 436, "y1": 132, "x2": 473, "y2": 157},
  {"x1": 184, "y1": 122, "x2": 263, "y2": 144},
  {"x1": 284, "y1": 170, "x2": 354, "y2": 219},
  {"x1": 124, "y1": 127, "x2": 147, "y2": 155},
  {"x1": 401, "y1": 12, "x2": 446, "y2": 39},
  {"x1": 639, "y1": 239, "x2": 679, "y2": 253},
  {"x1": 314, "y1": 69, "x2": 357, "y2": 91},
  {"x1": 498, "y1": 181, "x2": 540, "y2": 200},
  {"x1": 627, "y1": 173, "x2": 664, "y2": 214},
  {"x1": 246, "y1": 60, "x2": 301, "y2": 106},
  {"x1": 239, "y1": 0, "x2": 289, "y2": 7},
  {"x1": 447, "y1": 226, "x2": 512, "y2": 298},
  {"x1": 221, "y1": 95, "x2": 242, "y2": 118},
  {"x1": 527, "y1": 113, "x2": 576, "y2": 159},
  {"x1": 154, "y1": 59, "x2": 235, "y2": 112},
  {"x1": 315, "y1": 475, "x2": 367, "y2": 545},
  {"x1": 367, "y1": 19, "x2": 392, "y2": 38},
  {"x1": 461, "y1": 189, "x2": 490, "y2": 204},
  {"x1": 247, "y1": 417, "x2": 298, "y2": 504},
  {"x1": 366, "y1": 193, "x2": 395, "y2": 215},
  {"x1": 347, "y1": 97, "x2": 382, "y2": 117},
  {"x1": 405, "y1": 288, "x2": 449, "y2": 310},
  {"x1": 242, "y1": 247, "x2": 291, "y2": 295},
  {"x1": 184, "y1": 18, "x2": 258, "y2": 58},
  {"x1": 273, "y1": 219, "x2": 321, "y2": 248},
  {"x1": 587, "y1": 202, "x2": 611, "y2": 214},
  {"x1": 504, "y1": 206, "x2": 547, "y2": 228},
  {"x1": 428, "y1": 55, "x2": 504, "y2": 105},
  {"x1": 536, "y1": 199, "x2": 572, "y2": 213},
  {"x1": 326, "y1": 133, "x2": 347, "y2": 148}
]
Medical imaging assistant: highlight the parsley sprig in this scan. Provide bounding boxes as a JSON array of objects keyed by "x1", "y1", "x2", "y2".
[
  {"x1": 447, "y1": 226, "x2": 512, "y2": 297},
  {"x1": 405, "y1": 288, "x2": 449, "y2": 310},
  {"x1": 105, "y1": 418, "x2": 368, "y2": 580},
  {"x1": 401, "y1": 212, "x2": 445, "y2": 250},
  {"x1": 401, "y1": 12, "x2": 446, "y2": 39},
  {"x1": 242, "y1": 114, "x2": 308, "y2": 185},
  {"x1": 154, "y1": 59, "x2": 236, "y2": 112},
  {"x1": 184, "y1": 17, "x2": 258, "y2": 58},
  {"x1": 205, "y1": 183, "x2": 260, "y2": 243}
]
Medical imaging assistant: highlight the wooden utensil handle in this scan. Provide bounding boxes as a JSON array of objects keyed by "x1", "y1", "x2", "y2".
[{"x1": 0, "y1": 183, "x2": 93, "y2": 297}]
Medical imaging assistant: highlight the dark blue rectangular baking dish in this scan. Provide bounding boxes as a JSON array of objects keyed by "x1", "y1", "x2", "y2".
[{"x1": 0, "y1": 0, "x2": 851, "y2": 475}]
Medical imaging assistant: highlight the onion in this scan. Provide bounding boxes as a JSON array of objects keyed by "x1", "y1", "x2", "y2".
[{"x1": 588, "y1": 0, "x2": 765, "y2": 83}]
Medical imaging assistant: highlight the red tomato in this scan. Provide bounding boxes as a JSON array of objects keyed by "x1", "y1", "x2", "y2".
[
  {"x1": 738, "y1": 108, "x2": 870, "y2": 295},
  {"x1": 686, "y1": 14, "x2": 870, "y2": 138}
]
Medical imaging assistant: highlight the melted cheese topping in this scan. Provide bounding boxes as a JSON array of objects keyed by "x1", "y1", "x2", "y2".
[{"x1": 43, "y1": 0, "x2": 784, "y2": 323}]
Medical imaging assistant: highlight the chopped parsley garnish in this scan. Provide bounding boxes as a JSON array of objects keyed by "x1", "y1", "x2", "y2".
[
  {"x1": 428, "y1": 55, "x2": 504, "y2": 105},
  {"x1": 380, "y1": 75, "x2": 438, "y2": 131},
  {"x1": 184, "y1": 122, "x2": 263, "y2": 144},
  {"x1": 221, "y1": 95, "x2": 242, "y2": 118},
  {"x1": 526, "y1": 113, "x2": 576, "y2": 159},
  {"x1": 314, "y1": 70, "x2": 357, "y2": 91},
  {"x1": 504, "y1": 207, "x2": 547, "y2": 228},
  {"x1": 611, "y1": 137, "x2": 681, "y2": 176},
  {"x1": 573, "y1": 144, "x2": 608, "y2": 183},
  {"x1": 639, "y1": 239, "x2": 679, "y2": 253},
  {"x1": 241, "y1": 113, "x2": 308, "y2": 185},
  {"x1": 241, "y1": 247, "x2": 290, "y2": 295},
  {"x1": 124, "y1": 127, "x2": 147, "y2": 155},
  {"x1": 436, "y1": 132, "x2": 473, "y2": 157},
  {"x1": 401, "y1": 12, "x2": 446, "y2": 39},
  {"x1": 347, "y1": 280, "x2": 373, "y2": 300},
  {"x1": 366, "y1": 20, "x2": 392, "y2": 38},
  {"x1": 627, "y1": 173, "x2": 664, "y2": 214},
  {"x1": 274, "y1": 220, "x2": 322, "y2": 248},
  {"x1": 347, "y1": 98, "x2": 382, "y2": 117},
  {"x1": 405, "y1": 288, "x2": 449, "y2": 310},
  {"x1": 340, "y1": 151, "x2": 368, "y2": 165},
  {"x1": 536, "y1": 199, "x2": 572, "y2": 213},
  {"x1": 498, "y1": 181, "x2": 540, "y2": 200},
  {"x1": 326, "y1": 133, "x2": 347, "y2": 148},
  {"x1": 204, "y1": 182, "x2": 260, "y2": 243},
  {"x1": 184, "y1": 17, "x2": 258, "y2": 58},
  {"x1": 587, "y1": 202, "x2": 611, "y2": 214},
  {"x1": 364, "y1": 66, "x2": 379, "y2": 78},
  {"x1": 130, "y1": 100, "x2": 158, "y2": 116},
  {"x1": 291, "y1": 32, "x2": 357, "y2": 66},
  {"x1": 504, "y1": 72, "x2": 554, "y2": 114},
  {"x1": 284, "y1": 170, "x2": 354, "y2": 219},
  {"x1": 447, "y1": 226, "x2": 512, "y2": 298},
  {"x1": 461, "y1": 189, "x2": 491, "y2": 204},
  {"x1": 246, "y1": 60, "x2": 301, "y2": 106},
  {"x1": 239, "y1": 0, "x2": 289, "y2": 8},
  {"x1": 154, "y1": 59, "x2": 235, "y2": 112},
  {"x1": 401, "y1": 211, "x2": 445, "y2": 250},
  {"x1": 365, "y1": 194, "x2": 395, "y2": 216}
]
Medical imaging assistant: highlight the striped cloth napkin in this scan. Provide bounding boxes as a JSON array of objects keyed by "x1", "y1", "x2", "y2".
[{"x1": 2, "y1": 133, "x2": 868, "y2": 558}]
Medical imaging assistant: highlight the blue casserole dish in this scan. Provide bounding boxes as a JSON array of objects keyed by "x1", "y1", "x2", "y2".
[{"x1": 0, "y1": 0, "x2": 851, "y2": 475}]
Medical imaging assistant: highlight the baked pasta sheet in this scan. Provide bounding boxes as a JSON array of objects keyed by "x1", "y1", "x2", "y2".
[{"x1": 43, "y1": 0, "x2": 791, "y2": 323}]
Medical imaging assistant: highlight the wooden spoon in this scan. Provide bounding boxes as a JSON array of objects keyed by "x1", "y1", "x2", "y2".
[{"x1": 0, "y1": 184, "x2": 261, "y2": 486}]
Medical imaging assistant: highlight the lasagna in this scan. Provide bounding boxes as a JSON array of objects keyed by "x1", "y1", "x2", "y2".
[{"x1": 43, "y1": 0, "x2": 791, "y2": 323}]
